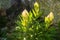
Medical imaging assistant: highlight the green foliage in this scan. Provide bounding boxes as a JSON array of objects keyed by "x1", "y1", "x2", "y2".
[
  {"x1": 0, "y1": 16, "x2": 7, "y2": 27},
  {"x1": 57, "y1": 21, "x2": 60, "y2": 40},
  {"x1": 7, "y1": 2, "x2": 58, "y2": 40},
  {"x1": 0, "y1": 16, "x2": 7, "y2": 40}
]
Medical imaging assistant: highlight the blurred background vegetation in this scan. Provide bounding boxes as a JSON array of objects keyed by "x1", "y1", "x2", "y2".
[{"x1": 0, "y1": 0, "x2": 60, "y2": 40}]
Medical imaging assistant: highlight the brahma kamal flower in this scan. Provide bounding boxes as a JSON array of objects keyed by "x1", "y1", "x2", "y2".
[
  {"x1": 34, "y1": 2, "x2": 39, "y2": 13},
  {"x1": 21, "y1": 9, "x2": 29, "y2": 26},
  {"x1": 34, "y1": 2, "x2": 39, "y2": 8},
  {"x1": 45, "y1": 12, "x2": 54, "y2": 23}
]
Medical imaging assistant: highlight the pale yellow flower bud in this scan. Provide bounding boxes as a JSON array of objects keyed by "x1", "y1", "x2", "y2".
[
  {"x1": 22, "y1": 9, "x2": 29, "y2": 19},
  {"x1": 34, "y1": 2, "x2": 39, "y2": 8},
  {"x1": 47, "y1": 12, "x2": 54, "y2": 21},
  {"x1": 45, "y1": 12, "x2": 54, "y2": 23},
  {"x1": 34, "y1": 2, "x2": 39, "y2": 12}
]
